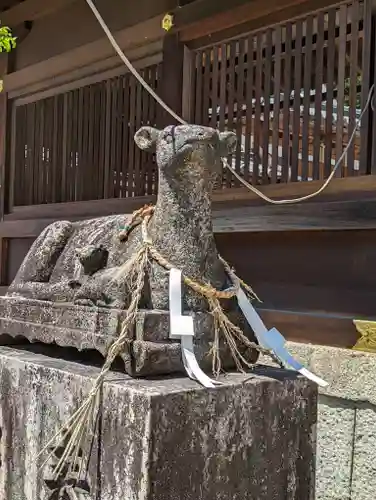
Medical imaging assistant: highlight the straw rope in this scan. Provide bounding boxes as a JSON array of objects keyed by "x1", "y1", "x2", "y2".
[
  {"x1": 38, "y1": 207, "x2": 277, "y2": 480},
  {"x1": 119, "y1": 204, "x2": 260, "y2": 302},
  {"x1": 37, "y1": 217, "x2": 151, "y2": 480}
]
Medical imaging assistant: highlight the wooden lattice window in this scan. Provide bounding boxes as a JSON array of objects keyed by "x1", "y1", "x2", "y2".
[
  {"x1": 13, "y1": 63, "x2": 161, "y2": 206},
  {"x1": 193, "y1": 0, "x2": 372, "y2": 186}
]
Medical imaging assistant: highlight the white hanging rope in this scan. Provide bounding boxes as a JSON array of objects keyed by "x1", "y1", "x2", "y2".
[
  {"x1": 225, "y1": 86, "x2": 374, "y2": 204},
  {"x1": 85, "y1": 0, "x2": 374, "y2": 205},
  {"x1": 85, "y1": 0, "x2": 183, "y2": 124}
]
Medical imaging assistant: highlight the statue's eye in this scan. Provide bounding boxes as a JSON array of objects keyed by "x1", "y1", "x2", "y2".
[{"x1": 164, "y1": 134, "x2": 173, "y2": 144}]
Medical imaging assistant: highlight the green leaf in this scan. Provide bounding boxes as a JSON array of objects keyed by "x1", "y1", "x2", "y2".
[{"x1": 0, "y1": 22, "x2": 16, "y2": 53}]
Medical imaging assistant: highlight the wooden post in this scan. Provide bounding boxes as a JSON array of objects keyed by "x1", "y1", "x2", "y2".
[
  {"x1": 182, "y1": 45, "x2": 195, "y2": 123},
  {"x1": 360, "y1": 0, "x2": 375, "y2": 175},
  {"x1": 0, "y1": 51, "x2": 15, "y2": 289},
  {"x1": 368, "y1": 8, "x2": 376, "y2": 174},
  {"x1": 158, "y1": 33, "x2": 185, "y2": 127},
  {"x1": 0, "y1": 54, "x2": 9, "y2": 219}
]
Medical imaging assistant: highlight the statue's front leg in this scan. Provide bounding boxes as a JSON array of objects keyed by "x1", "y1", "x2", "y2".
[
  {"x1": 73, "y1": 267, "x2": 130, "y2": 310},
  {"x1": 7, "y1": 280, "x2": 76, "y2": 302},
  {"x1": 8, "y1": 221, "x2": 74, "y2": 294}
]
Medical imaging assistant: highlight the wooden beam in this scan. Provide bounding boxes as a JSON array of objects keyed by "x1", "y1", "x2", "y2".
[
  {"x1": 209, "y1": 175, "x2": 376, "y2": 206},
  {"x1": 213, "y1": 198, "x2": 376, "y2": 233},
  {"x1": 0, "y1": 237, "x2": 8, "y2": 285},
  {"x1": 6, "y1": 175, "x2": 376, "y2": 224},
  {"x1": 6, "y1": 174, "x2": 376, "y2": 215},
  {"x1": 4, "y1": 15, "x2": 165, "y2": 99},
  {"x1": 181, "y1": 46, "x2": 195, "y2": 122},
  {"x1": 179, "y1": 0, "x2": 305, "y2": 42},
  {"x1": 13, "y1": 50, "x2": 163, "y2": 105},
  {"x1": 6, "y1": 195, "x2": 156, "y2": 221},
  {"x1": 0, "y1": 0, "x2": 75, "y2": 27},
  {"x1": 187, "y1": 0, "x2": 344, "y2": 48},
  {"x1": 5, "y1": 196, "x2": 376, "y2": 238},
  {"x1": 3, "y1": 174, "x2": 376, "y2": 238},
  {"x1": 254, "y1": 282, "x2": 376, "y2": 318},
  {"x1": 359, "y1": 0, "x2": 373, "y2": 175},
  {"x1": 172, "y1": 0, "x2": 251, "y2": 29},
  {"x1": 177, "y1": 0, "x2": 341, "y2": 44},
  {"x1": 0, "y1": 53, "x2": 9, "y2": 220},
  {"x1": 210, "y1": 175, "x2": 376, "y2": 205},
  {"x1": 193, "y1": 13, "x2": 360, "y2": 59},
  {"x1": 0, "y1": 218, "x2": 57, "y2": 238},
  {"x1": 0, "y1": 51, "x2": 14, "y2": 287},
  {"x1": 217, "y1": 226, "x2": 376, "y2": 278},
  {"x1": 258, "y1": 308, "x2": 361, "y2": 348},
  {"x1": 158, "y1": 33, "x2": 184, "y2": 127}
]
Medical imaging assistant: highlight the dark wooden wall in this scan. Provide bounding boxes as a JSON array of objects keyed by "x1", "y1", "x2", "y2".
[
  {"x1": 9, "y1": 225, "x2": 376, "y2": 320},
  {"x1": 218, "y1": 229, "x2": 376, "y2": 317}
]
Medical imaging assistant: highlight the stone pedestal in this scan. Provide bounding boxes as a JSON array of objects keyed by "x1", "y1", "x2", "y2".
[
  {"x1": 262, "y1": 342, "x2": 376, "y2": 500},
  {"x1": 0, "y1": 346, "x2": 317, "y2": 500},
  {"x1": 0, "y1": 297, "x2": 253, "y2": 376}
]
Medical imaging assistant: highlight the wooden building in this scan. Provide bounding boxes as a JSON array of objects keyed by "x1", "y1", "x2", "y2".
[{"x1": 0, "y1": 0, "x2": 375, "y2": 348}]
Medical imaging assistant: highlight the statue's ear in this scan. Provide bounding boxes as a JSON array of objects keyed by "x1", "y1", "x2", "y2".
[
  {"x1": 134, "y1": 126, "x2": 159, "y2": 152},
  {"x1": 218, "y1": 131, "x2": 237, "y2": 156}
]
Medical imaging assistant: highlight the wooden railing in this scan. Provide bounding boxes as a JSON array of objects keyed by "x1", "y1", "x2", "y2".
[
  {"x1": 9, "y1": 0, "x2": 375, "y2": 207},
  {"x1": 12, "y1": 63, "x2": 161, "y2": 206}
]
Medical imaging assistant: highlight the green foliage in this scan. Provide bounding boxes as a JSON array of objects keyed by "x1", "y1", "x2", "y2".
[{"x1": 0, "y1": 25, "x2": 16, "y2": 53}]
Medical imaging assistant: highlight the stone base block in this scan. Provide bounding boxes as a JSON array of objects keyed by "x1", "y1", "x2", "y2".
[
  {"x1": 0, "y1": 346, "x2": 316, "y2": 500},
  {"x1": 0, "y1": 297, "x2": 256, "y2": 376},
  {"x1": 261, "y1": 342, "x2": 376, "y2": 500}
]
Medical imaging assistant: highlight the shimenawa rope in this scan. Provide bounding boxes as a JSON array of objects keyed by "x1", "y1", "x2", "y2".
[
  {"x1": 85, "y1": 0, "x2": 374, "y2": 205},
  {"x1": 37, "y1": 206, "x2": 274, "y2": 479},
  {"x1": 37, "y1": 0, "x2": 373, "y2": 479}
]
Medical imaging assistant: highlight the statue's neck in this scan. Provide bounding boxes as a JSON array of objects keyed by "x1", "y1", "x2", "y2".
[
  {"x1": 148, "y1": 160, "x2": 220, "y2": 282},
  {"x1": 153, "y1": 168, "x2": 213, "y2": 232}
]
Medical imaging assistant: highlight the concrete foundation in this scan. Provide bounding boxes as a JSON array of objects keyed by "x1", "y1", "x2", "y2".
[
  {"x1": 262, "y1": 342, "x2": 376, "y2": 500},
  {"x1": 0, "y1": 346, "x2": 317, "y2": 500}
]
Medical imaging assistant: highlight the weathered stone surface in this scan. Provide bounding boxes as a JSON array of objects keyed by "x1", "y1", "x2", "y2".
[
  {"x1": 0, "y1": 300, "x2": 245, "y2": 376},
  {"x1": 315, "y1": 396, "x2": 355, "y2": 500},
  {"x1": 2, "y1": 125, "x2": 259, "y2": 376},
  {"x1": 351, "y1": 407, "x2": 376, "y2": 500},
  {"x1": 261, "y1": 341, "x2": 376, "y2": 500},
  {"x1": 282, "y1": 342, "x2": 376, "y2": 405},
  {"x1": 0, "y1": 347, "x2": 317, "y2": 500}
]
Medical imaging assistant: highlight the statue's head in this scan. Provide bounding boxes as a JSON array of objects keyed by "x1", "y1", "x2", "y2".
[
  {"x1": 134, "y1": 124, "x2": 237, "y2": 186},
  {"x1": 75, "y1": 244, "x2": 109, "y2": 275}
]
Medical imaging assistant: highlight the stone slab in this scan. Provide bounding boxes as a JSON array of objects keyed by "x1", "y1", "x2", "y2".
[
  {"x1": 0, "y1": 296, "x2": 125, "y2": 351},
  {"x1": 262, "y1": 341, "x2": 376, "y2": 406},
  {"x1": 0, "y1": 347, "x2": 317, "y2": 500},
  {"x1": 261, "y1": 341, "x2": 376, "y2": 500},
  {"x1": 0, "y1": 297, "x2": 252, "y2": 376},
  {"x1": 352, "y1": 407, "x2": 376, "y2": 500},
  {"x1": 315, "y1": 395, "x2": 355, "y2": 500}
]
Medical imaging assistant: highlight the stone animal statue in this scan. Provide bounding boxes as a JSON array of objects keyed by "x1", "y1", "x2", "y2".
[
  {"x1": 4, "y1": 124, "x2": 258, "y2": 375},
  {"x1": 8, "y1": 125, "x2": 236, "y2": 310}
]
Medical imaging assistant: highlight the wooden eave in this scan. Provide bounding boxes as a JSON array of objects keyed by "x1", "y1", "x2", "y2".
[
  {"x1": 3, "y1": 13, "x2": 165, "y2": 100},
  {"x1": 172, "y1": 0, "x2": 346, "y2": 46},
  {"x1": 0, "y1": 0, "x2": 76, "y2": 26}
]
